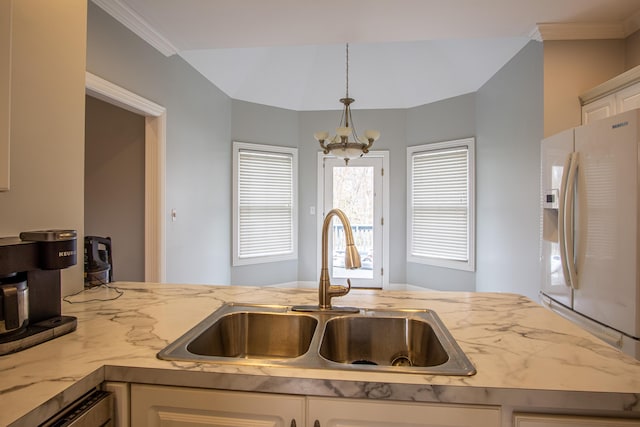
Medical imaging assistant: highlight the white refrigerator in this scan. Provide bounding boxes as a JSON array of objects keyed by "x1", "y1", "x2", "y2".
[{"x1": 540, "y1": 108, "x2": 640, "y2": 359}]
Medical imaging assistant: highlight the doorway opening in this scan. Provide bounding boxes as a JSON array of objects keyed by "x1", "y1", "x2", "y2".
[
  {"x1": 318, "y1": 152, "x2": 389, "y2": 289},
  {"x1": 85, "y1": 72, "x2": 166, "y2": 282},
  {"x1": 85, "y1": 95, "x2": 145, "y2": 281}
]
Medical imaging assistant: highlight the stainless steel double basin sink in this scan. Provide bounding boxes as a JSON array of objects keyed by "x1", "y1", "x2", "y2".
[{"x1": 158, "y1": 303, "x2": 476, "y2": 376}]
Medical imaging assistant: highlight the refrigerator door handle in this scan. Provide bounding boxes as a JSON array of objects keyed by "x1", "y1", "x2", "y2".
[
  {"x1": 562, "y1": 152, "x2": 579, "y2": 290},
  {"x1": 558, "y1": 153, "x2": 572, "y2": 288}
]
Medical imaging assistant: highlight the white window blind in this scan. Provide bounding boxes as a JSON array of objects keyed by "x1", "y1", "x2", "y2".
[
  {"x1": 233, "y1": 142, "x2": 298, "y2": 265},
  {"x1": 407, "y1": 138, "x2": 475, "y2": 271}
]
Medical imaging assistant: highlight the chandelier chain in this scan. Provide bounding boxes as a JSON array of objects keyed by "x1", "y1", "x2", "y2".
[{"x1": 345, "y1": 43, "x2": 349, "y2": 98}]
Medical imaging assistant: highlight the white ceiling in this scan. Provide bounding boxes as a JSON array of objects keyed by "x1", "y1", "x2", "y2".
[{"x1": 95, "y1": 0, "x2": 640, "y2": 111}]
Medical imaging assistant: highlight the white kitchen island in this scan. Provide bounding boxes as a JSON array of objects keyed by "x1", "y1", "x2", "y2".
[{"x1": 0, "y1": 283, "x2": 639, "y2": 426}]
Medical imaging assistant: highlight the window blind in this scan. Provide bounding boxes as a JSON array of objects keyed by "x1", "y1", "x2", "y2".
[
  {"x1": 410, "y1": 146, "x2": 469, "y2": 263},
  {"x1": 238, "y1": 149, "x2": 294, "y2": 259}
]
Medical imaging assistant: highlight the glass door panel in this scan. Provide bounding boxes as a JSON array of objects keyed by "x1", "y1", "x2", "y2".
[{"x1": 324, "y1": 156, "x2": 382, "y2": 288}]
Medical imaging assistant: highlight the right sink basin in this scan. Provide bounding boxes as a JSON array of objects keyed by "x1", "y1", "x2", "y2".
[
  {"x1": 317, "y1": 309, "x2": 476, "y2": 375},
  {"x1": 319, "y1": 315, "x2": 449, "y2": 367}
]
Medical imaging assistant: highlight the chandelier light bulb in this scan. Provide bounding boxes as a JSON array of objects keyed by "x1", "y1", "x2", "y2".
[
  {"x1": 314, "y1": 131, "x2": 329, "y2": 141},
  {"x1": 364, "y1": 130, "x2": 380, "y2": 141},
  {"x1": 336, "y1": 127, "x2": 351, "y2": 137}
]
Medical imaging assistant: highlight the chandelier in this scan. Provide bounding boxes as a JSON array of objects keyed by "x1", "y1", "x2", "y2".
[{"x1": 314, "y1": 43, "x2": 380, "y2": 165}]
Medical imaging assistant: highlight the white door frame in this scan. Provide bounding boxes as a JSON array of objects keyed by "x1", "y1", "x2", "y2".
[
  {"x1": 85, "y1": 72, "x2": 166, "y2": 282},
  {"x1": 316, "y1": 151, "x2": 389, "y2": 289}
]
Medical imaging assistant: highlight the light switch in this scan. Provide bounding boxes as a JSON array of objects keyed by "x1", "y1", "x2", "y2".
[
  {"x1": 171, "y1": 209, "x2": 177, "y2": 222},
  {"x1": 309, "y1": 206, "x2": 315, "y2": 215}
]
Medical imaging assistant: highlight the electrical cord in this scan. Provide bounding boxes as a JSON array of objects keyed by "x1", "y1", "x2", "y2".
[{"x1": 63, "y1": 283, "x2": 124, "y2": 304}]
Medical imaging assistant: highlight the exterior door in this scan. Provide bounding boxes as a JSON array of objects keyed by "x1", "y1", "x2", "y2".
[{"x1": 323, "y1": 156, "x2": 383, "y2": 288}]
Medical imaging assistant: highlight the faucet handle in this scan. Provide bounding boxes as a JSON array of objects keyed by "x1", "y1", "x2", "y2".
[{"x1": 328, "y1": 279, "x2": 351, "y2": 298}]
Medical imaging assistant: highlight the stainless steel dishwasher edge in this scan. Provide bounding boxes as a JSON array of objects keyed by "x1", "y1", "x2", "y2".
[{"x1": 39, "y1": 389, "x2": 114, "y2": 427}]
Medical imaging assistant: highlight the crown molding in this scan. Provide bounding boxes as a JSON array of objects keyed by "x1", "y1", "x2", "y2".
[
  {"x1": 579, "y1": 64, "x2": 640, "y2": 105},
  {"x1": 625, "y1": 9, "x2": 640, "y2": 36},
  {"x1": 530, "y1": 22, "x2": 628, "y2": 42},
  {"x1": 91, "y1": 0, "x2": 178, "y2": 57}
]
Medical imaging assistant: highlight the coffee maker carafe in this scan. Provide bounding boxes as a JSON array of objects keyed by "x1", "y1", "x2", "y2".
[
  {"x1": 0, "y1": 230, "x2": 77, "y2": 355},
  {"x1": 0, "y1": 273, "x2": 28, "y2": 335}
]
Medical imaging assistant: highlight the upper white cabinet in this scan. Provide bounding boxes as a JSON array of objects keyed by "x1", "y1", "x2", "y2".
[
  {"x1": 616, "y1": 82, "x2": 640, "y2": 113},
  {"x1": 581, "y1": 65, "x2": 640, "y2": 124},
  {"x1": 582, "y1": 95, "x2": 617, "y2": 124},
  {"x1": 0, "y1": 0, "x2": 11, "y2": 191}
]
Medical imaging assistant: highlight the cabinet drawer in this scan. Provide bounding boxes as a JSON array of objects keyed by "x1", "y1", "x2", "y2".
[
  {"x1": 308, "y1": 396, "x2": 500, "y2": 427},
  {"x1": 514, "y1": 413, "x2": 640, "y2": 427}
]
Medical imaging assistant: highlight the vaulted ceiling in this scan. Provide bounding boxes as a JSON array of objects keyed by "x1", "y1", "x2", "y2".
[{"x1": 93, "y1": 0, "x2": 640, "y2": 110}]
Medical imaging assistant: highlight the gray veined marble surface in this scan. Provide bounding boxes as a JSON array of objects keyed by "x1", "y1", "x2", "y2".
[{"x1": 1, "y1": 282, "x2": 640, "y2": 426}]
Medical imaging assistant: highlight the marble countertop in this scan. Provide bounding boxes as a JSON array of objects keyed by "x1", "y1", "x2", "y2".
[{"x1": 1, "y1": 282, "x2": 640, "y2": 426}]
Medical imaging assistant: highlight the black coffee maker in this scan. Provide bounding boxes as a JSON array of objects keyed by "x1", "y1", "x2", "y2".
[{"x1": 0, "y1": 230, "x2": 77, "y2": 355}]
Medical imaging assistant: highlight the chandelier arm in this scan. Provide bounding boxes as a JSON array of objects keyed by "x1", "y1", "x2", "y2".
[{"x1": 318, "y1": 139, "x2": 330, "y2": 154}]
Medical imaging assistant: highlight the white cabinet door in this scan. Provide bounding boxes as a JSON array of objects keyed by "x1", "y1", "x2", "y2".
[
  {"x1": 582, "y1": 81, "x2": 640, "y2": 125},
  {"x1": 582, "y1": 95, "x2": 616, "y2": 124},
  {"x1": 308, "y1": 397, "x2": 500, "y2": 427},
  {"x1": 514, "y1": 413, "x2": 640, "y2": 426},
  {"x1": 0, "y1": 0, "x2": 11, "y2": 191},
  {"x1": 131, "y1": 384, "x2": 304, "y2": 427},
  {"x1": 616, "y1": 81, "x2": 640, "y2": 113}
]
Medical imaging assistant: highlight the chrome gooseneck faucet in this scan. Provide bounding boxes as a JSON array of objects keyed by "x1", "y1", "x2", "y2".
[{"x1": 293, "y1": 208, "x2": 361, "y2": 313}]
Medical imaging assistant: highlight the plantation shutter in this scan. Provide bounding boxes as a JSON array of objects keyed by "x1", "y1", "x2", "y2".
[
  {"x1": 410, "y1": 146, "x2": 469, "y2": 262},
  {"x1": 238, "y1": 149, "x2": 294, "y2": 259}
]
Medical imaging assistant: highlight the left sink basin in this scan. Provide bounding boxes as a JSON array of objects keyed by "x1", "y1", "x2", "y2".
[
  {"x1": 188, "y1": 311, "x2": 318, "y2": 358},
  {"x1": 158, "y1": 303, "x2": 318, "y2": 363}
]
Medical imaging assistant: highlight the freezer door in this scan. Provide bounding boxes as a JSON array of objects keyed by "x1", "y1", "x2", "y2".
[
  {"x1": 540, "y1": 128, "x2": 574, "y2": 307},
  {"x1": 573, "y1": 109, "x2": 640, "y2": 339}
]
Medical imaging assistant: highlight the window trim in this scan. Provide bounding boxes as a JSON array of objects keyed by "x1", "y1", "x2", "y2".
[
  {"x1": 232, "y1": 141, "x2": 298, "y2": 266},
  {"x1": 406, "y1": 138, "x2": 475, "y2": 272}
]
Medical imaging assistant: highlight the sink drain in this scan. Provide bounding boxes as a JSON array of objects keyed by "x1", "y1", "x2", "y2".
[{"x1": 390, "y1": 354, "x2": 413, "y2": 367}]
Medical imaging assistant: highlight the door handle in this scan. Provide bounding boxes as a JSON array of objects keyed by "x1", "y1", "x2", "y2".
[{"x1": 558, "y1": 152, "x2": 579, "y2": 290}]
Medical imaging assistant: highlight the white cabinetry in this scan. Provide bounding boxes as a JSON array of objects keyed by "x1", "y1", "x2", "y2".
[
  {"x1": 616, "y1": 82, "x2": 640, "y2": 113},
  {"x1": 582, "y1": 95, "x2": 617, "y2": 124},
  {"x1": 0, "y1": 0, "x2": 11, "y2": 191},
  {"x1": 581, "y1": 66, "x2": 640, "y2": 124},
  {"x1": 131, "y1": 384, "x2": 304, "y2": 427},
  {"x1": 514, "y1": 413, "x2": 640, "y2": 427},
  {"x1": 129, "y1": 385, "x2": 501, "y2": 427},
  {"x1": 307, "y1": 396, "x2": 500, "y2": 427}
]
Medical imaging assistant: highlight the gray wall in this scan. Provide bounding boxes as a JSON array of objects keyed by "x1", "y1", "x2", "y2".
[
  {"x1": 230, "y1": 100, "x2": 299, "y2": 285},
  {"x1": 87, "y1": 3, "x2": 232, "y2": 284},
  {"x1": 85, "y1": 95, "x2": 145, "y2": 282},
  {"x1": 475, "y1": 41, "x2": 544, "y2": 301},
  {"x1": 88, "y1": 4, "x2": 545, "y2": 296},
  {"x1": 405, "y1": 93, "x2": 477, "y2": 291}
]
